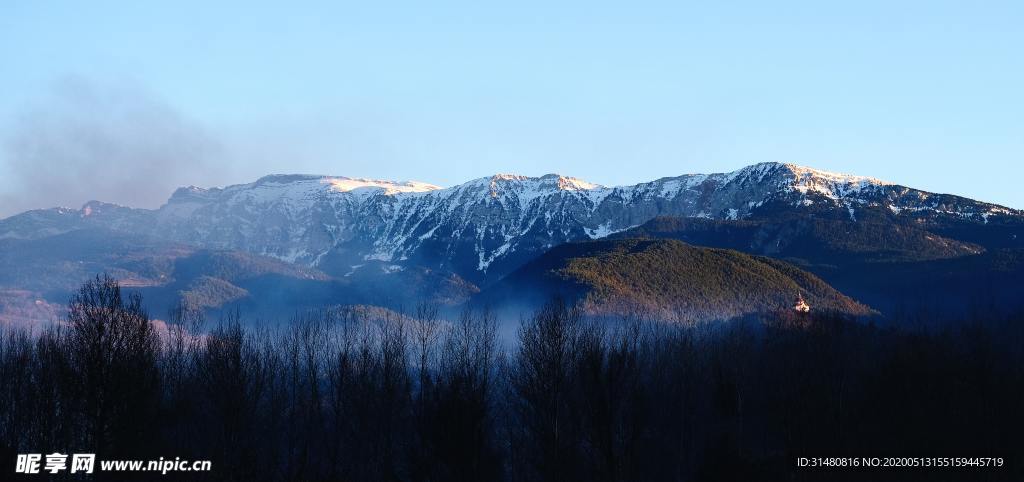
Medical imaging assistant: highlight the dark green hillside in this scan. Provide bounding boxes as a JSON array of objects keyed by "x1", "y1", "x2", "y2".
[
  {"x1": 820, "y1": 248, "x2": 1024, "y2": 320},
  {"x1": 617, "y1": 215, "x2": 982, "y2": 267},
  {"x1": 177, "y1": 275, "x2": 250, "y2": 310},
  {"x1": 617, "y1": 216, "x2": 1024, "y2": 319},
  {"x1": 478, "y1": 238, "x2": 874, "y2": 322}
]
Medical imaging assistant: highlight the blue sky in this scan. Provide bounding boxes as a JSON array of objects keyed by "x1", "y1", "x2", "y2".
[{"x1": 1, "y1": 1, "x2": 1022, "y2": 215}]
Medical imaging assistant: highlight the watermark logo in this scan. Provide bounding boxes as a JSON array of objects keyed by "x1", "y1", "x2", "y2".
[
  {"x1": 15, "y1": 453, "x2": 206, "y2": 475},
  {"x1": 16, "y1": 453, "x2": 94, "y2": 474}
]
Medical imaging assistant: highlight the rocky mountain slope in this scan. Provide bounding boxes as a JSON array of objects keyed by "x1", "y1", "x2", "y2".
[{"x1": 2, "y1": 163, "x2": 1019, "y2": 288}]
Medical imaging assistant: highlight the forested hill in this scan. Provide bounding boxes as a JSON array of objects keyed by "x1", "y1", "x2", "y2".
[
  {"x1": 476, "y1": 238, "x2": 875, "y2": 321},
  {"x1": 614, "y1": 215, "x2": 1024, "y2": 319}
]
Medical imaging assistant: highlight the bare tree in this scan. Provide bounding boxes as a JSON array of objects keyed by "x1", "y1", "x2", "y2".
[
  {"x1": 510, "y1": 299, "x2": 583, "y2": 482},
  {"x1": 66, "y1": 274, "x2": 161, "y2": 455}
]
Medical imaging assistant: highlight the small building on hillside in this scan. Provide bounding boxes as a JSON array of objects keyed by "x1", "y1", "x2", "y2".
[{"x1": 793, "y1": 293, "x2": 810, "y2": 313}]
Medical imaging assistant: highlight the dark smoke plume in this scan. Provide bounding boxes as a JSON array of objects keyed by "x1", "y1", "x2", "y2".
[{"x1": 0, "y1": 76, "x2": 226, "y2": 218}]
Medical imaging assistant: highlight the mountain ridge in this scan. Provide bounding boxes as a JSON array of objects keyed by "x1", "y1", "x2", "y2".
[{"x1": 1, "y1": 162, "x2": 1020, "y2": 287}]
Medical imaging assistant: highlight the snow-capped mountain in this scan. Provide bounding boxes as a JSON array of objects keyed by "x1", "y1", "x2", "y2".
[{"x1": 1, "y1": 162, "x2": 1019, "y2": 284}]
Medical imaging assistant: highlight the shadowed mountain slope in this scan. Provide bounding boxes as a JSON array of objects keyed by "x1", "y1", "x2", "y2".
[{"x1": 476, "y1": 238, "x2": 874, "y2": 322}]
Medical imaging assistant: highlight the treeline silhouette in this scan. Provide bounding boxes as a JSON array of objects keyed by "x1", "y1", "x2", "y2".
[{"x1": 1, "y1": 275, "x2": 1022, "y2": 481}]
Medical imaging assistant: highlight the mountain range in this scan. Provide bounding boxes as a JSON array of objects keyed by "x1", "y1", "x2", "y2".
[{"x1": 1, "y1": 162, "x2": 1022, "y2": 326}]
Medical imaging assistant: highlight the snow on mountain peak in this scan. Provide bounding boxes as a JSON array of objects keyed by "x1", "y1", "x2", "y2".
[
  {"x1": 4, "y1": 162, "x2": 1017, "y2": 280},
  {"x1": 716, "y1": 162, "x2": 892, "y2": 201},
  {"x1": 550, "y1": 174, "x2": 602, "y2": 191},
  {"x1": 465, "y1": 173, "x2": 606, "y2": 202},
  {"x1": 324, "y1": 177, "x2": 441, "y2": 195},
  {"x1": 777, "y1": 163, "x2": 892, "y2": 200},
  {"x1": 489, "y1": 173, "x2": 530, "y2": 182},
  {"x1": 781, "y1": 163, "x2": 891, "y2": 187},
  {"x1": 484, "y1": 173, "x2": 602, "y2": 190},
  {"x1": 246, "y1": 173, "x2": 440, "y2": 194}
]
